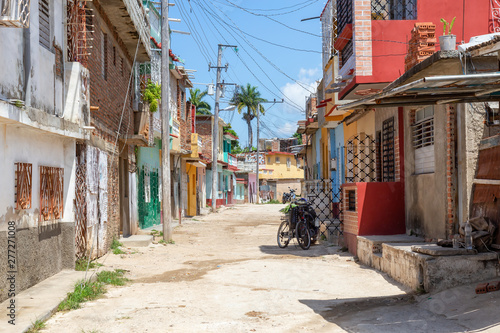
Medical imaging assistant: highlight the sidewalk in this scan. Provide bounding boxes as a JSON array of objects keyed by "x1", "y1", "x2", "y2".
[{"x1": 0, "y1": 269, "x2": 89, "y2": 333}]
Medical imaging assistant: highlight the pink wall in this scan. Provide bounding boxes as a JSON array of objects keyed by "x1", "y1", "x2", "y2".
[{"x1": 357, "y1": 182, "x2": 406, "y2": 235}]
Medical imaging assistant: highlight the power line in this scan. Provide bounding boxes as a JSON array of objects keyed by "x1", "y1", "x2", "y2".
[
  {"x1": 196, "y1": 0, "x2": 309, "y2": 112},
  {"x1": 215, "y1": 0, "x2": 322, "y2": 37},
  {"x1": 219, "y1": 0, "x2": 322, "y2": 17}
]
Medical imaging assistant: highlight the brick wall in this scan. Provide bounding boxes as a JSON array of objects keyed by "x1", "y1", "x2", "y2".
[
  {"x1": 196, "y1": 116, "x2": 213, "y2": 161},
  {"x1": 446, "y1": 104, "x2": 456, "y2": 238},
  {"x1": 353, "y1": 0, "x2": 373, "y2": 76},
  {"x1": 86, "y1": 1, "x2": 137, "y2": 246},
  {"x1": 177, "y1": 82, "x2": 191, "y2": 151},
  {"x1": 342, "y1": 184, "x2": 359, "y2": 254}
]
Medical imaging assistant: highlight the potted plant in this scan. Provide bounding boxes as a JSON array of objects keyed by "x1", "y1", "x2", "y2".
[{"x1": 439, "y1": 17, "x2": 456, "y2": 51}]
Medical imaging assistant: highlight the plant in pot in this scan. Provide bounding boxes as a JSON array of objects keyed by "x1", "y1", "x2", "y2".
[{"x1": 439, "y1": 17, "x2": 456, "y2": 51}]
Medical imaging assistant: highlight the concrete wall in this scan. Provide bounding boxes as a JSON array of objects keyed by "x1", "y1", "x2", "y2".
[
  {"x1": 276, "y1": 179, "x2": 302, "y2": 200},
  {"x1": 404, "y1": 105, "x2": 447, "y2": 239},
  {"x1": 0, "y1": 125, "x2": 76, "y2": 302},
  {"x1": 457, "y1": 103, "x2": 485, "y2": 224}
]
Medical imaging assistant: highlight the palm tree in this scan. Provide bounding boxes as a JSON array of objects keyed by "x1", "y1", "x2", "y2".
[
  {"x1": 230, "y1": 84, "x2": 266, "y2": 149},
  {"x1": 188, "y1": 88, "x2": 212, "y2": 115}
]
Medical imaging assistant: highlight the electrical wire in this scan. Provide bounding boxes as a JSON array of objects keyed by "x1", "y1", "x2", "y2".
[
  {"x1": 233, "y1": 0, "x2": 318, "y2": 13},
  {"x1": 196, "y1": 0, "x2": 308, "y2": 112},
  {"x1": 214, "y1": 0, "x2": 321, "y2": 37},
  {"x1": 219, "y1": 0, "x2": 321, "y2": 17}
]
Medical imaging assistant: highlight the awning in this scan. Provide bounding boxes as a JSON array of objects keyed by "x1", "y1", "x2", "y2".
[
  {"x1": 186, "y1": 160, "x2": 206, "y2": 168},
  {"x1": 338, "y1": 72, "x2": 500, "y2": 112}
]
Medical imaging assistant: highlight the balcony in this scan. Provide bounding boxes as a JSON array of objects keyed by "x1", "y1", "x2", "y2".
[
  {"x1": 63, "y1": 62, "x2": 90, "y2": 126},
  {"x1": 189, "y1": 133, "x2": 202, "y2": 159},
  {"x1": 228, "y1": 153, "x2": 238, "y2": 171},
  {"x1": 98, "y1": 0, "x2": 151, "y2": 62},
  {"x1": 170, "y1": 118, "x2": 180, "y2": 153}
]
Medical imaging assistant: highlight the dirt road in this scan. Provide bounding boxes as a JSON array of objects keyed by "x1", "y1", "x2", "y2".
[{"x1": 43, "y1": 204, "x2": 411, "y2": 332}]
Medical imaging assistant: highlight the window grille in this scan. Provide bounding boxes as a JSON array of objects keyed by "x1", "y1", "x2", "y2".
[
  {"x1": 0, "y1": 0, "x2": 30, "y2": 28},
  {"x1": 286, "y1": 158, "x2": 291, "y2": 168},
  {"x1": 347, "y1": 190, "x2": 356, "y2": 211},
  {"x1": 39, "y1": 0, "x2": 50, "y2": 49},
  {"x1": 275, "y1": 156, "x2": 280, "y2": 164},
  {"x1": 371, "y1": 0, "x2": 417, "y2": 20},
  {"x1": 340, "y1": 39, "x2": 353, "y2": 69},
  {"x1": 412, "y1": 108, "x2": 434, "y2": 149},
  {"x1": 102, "y1": 32, "x2": 108, "y2": 80},
  {"x1": 382, "y1": 117, "x2": 395, "y2": 182},
  {"x1": 413, "y1": 107, "x2": 435, "y2": 174},
  {"x1": 337, "y1": 0, "x2": 352, "y2": 34},
  {"x1": 15, "y1": 162, "x2": 32, "y2": 209},
  {"x1": 39, "y1": 166, "x2": 64, "y2": 222}
]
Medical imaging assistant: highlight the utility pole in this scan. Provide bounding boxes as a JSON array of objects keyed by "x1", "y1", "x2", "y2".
[
  {"x1": 209, "y1": 44, "x2": 236, "y2": 213},
  {"x1": 161, "y1": 0, "x2": 173, "y2": 241},
  {"x1": 255, "y1": 99, "x2": 284, "y2": 204}
]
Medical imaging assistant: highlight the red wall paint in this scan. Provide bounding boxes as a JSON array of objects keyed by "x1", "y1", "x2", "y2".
[
  {"x1": 398, "y1": 107, "x2": 405, "y2": 187},
  {"x1": 354, "y1": 0, "x2": 491, "y2": 86},
  {"x1": 356, "y1": 182, "x2": 406, "y2": 235}
]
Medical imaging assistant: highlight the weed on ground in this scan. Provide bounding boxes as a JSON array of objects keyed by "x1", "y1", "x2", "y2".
[
  {"x1": 96, "y1": 269, "x2": 129, "y2": 286},
  {"x1": 75, "y1": 258, "x2": 103, "y2": 271},
  {"x1": 27, "y1": 319, "x2": 46, "y2": 333},
  {"x1": 111, "y1": 238, "x2": 126, "y2": 255}
]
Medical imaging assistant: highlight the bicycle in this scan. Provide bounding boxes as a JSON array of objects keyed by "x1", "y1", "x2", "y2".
[{"x1": 277, "y1": 202, "x2": 311, "y2": 250}]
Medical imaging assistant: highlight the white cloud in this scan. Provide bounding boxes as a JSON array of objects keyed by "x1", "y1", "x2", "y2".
[
  {"x1": 281, "y1": 67, "x2": 320, "y2": 114},
  {"x1": 277, "y1": 121, "x2": 298, "y2": 137}
]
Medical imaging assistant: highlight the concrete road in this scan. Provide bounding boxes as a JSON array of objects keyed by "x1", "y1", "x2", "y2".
[{"x1": 42, "y1": 204, "x2": 499, "y2": 332}]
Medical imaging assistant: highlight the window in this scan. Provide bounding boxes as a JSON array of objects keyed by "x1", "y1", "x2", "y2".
[
  {"x1": 267, "y1": 156, "x2": 271, "y2": 164},
  {"x1": 113, "y1": 46, "x2": 116, "y2": 66},
  {"x1": 275, "y1": 156, "x2": 280, "y2": 164},
  {"x1": 39, "y1": 0, "x2": 51, "y2": 50},
  {"x1": 347, "y1": 190, "x2": 356, "y2": 211},
  {"x1": 382, "y1": 117, "x2": 395, "y2": 182},
  {"x1": 371, "y1": 0, "x2": 417, "y2": 20},
  {"x1": 286, "y1": 158, "x2": 291, "y2": 169},
  {"x1": 413, "y1": 107, "x2": 435, "y2": 174},
  {"x1": 102, "y1": 32, "x2": 108, "y2": 80},
  {"x1": 340, "y1": 39, "x2": 353, "y2": 69},
  {"x1": 181, "y1": 91, "x2": 186, "y2": 119}
]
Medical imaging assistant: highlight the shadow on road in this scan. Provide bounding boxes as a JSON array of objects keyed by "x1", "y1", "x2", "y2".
[{"x1": 259, "y1": 243, "x2": 353, "y2": 258}]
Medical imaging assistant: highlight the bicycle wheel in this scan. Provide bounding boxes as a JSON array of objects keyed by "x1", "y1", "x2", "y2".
[
  {"x1": 277, "y1": 221, "x2": 290, "y2": 248},
  {"x1": 296, "y1": 221, "x2": 311, "y2": 250}
]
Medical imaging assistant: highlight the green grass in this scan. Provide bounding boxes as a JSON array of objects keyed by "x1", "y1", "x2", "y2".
[
  {"x1": 58, "y1": 280, "x2": 107, "y2": 311},
  {"x1": 150, "y1": 229, "x2": 164, "y2": 237},
  {"x1": 111, "y1": 238, "x2": 126, "y2": 255},
  {"x1": 96, "y1": 269, "x2": 129, "y2": 286},
  {"x1": 158, "y1": 239, "x2": 175, "y2": 245},
  {"x1": 27, "y1": 319, "x2": 46, "y2": 333},
  {"x1": 75, "y1": 258, "x2": 103, "y2": 271},
  {"x1": 265, "y1": 199, "x2": 281, "y2": 204},
  {"x1": 59, "y1": 270, "x2": 128, "y2": 312}
]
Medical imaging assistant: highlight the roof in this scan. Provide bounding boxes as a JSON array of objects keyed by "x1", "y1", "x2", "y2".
[
  {"x1": 266, "y1": 151, "x2": 295, "y2": 156},
  {"x1": 339, "y1": 72, "x2": 500, "y2": 114}
]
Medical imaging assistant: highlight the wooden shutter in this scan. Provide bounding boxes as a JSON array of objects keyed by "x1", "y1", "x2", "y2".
[{"x1": 39, "y1": 0, "x2": 50, "y2": 49}]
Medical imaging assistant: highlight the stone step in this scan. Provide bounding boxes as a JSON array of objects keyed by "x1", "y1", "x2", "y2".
[{"x1": 120, "y1": 235, "x2": 153, "y2": 247}]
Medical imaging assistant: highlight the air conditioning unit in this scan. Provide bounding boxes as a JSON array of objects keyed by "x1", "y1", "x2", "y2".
[{"x1": 0, "y1": 0, "x2": 30, "y2": 28}]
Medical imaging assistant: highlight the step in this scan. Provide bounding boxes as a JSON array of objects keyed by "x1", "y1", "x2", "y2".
[{"x1": 120, "y1": 235, "x2": 153, "y2": 247}]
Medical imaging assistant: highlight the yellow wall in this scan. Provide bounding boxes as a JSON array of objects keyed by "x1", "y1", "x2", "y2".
[
  {"x1": 260, "y1": 153, "x2": 304, "y2": 180},
  {"x1": 343, "y1": 119, "x2": 357, "y2": 143},
  {"x1": 321, "y1": 128, "x2": 329, "y2": 179},
  {"x1": 186, "y1": 163, "x2": 197, "y2": 216},
  {"x1": 356, "y1": 110, "x2": 376, "y2": 139}
]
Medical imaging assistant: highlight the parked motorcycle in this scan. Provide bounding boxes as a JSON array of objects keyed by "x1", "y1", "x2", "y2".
[
  {"x1": 282, "y1": 187, "x2": 297, "y2": 203},
  {"x1": 277, "y1": 197, "x2": 319, "y2": 250}
]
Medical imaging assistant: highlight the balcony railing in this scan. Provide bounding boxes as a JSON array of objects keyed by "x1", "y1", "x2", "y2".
[{"x1": 229, "y1": 154, "x2": 238, "y2": 168}]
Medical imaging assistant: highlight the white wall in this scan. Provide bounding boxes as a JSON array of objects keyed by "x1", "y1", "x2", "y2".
[
  {"x1": 0, "y1": 124, "x2": 76, "y2": 230},
  {"x1": 0, "y1": 0, "x2": 65, "y2": 115}
]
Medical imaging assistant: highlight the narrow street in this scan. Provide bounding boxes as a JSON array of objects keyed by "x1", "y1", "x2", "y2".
[{"x1": 42, "y1": 204, "x2": 413, "y2": 333}]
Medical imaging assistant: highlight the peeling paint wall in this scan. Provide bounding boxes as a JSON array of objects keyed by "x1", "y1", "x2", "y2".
[{"x1": 0, "y1": 124, "x2": 76, "y2": 302}]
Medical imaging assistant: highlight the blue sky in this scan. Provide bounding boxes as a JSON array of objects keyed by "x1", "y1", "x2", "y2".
[{"x1": 168, "y1": 0, "x2": 326, "y2": 147}]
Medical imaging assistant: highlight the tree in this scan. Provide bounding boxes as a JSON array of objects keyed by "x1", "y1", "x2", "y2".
[
  {"x1": 188, "y1": 88, "x2": 212, "y2": 115},
  {"x1": 230, "y1": 84, "x2": 266, "y2": 149},
  {"x1": 292, "y1": 132, "x2": 303, "y2": 145},
  {"x1": 223, "y1": 123, "x2": 241, "y2": 153}
]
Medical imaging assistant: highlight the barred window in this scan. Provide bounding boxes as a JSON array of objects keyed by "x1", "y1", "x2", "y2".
[
  {"x1": 347, "y1": 190, "x2": 356, "y2": 211},
  {"x1": 371, "y1": 0, "x2": 417, "y2": 20},
  {"x1": 39, "y1": 0, "x2": 51, "y2": 50},
  {"x1": 275, "y1": 156, "x2": 280, "y2": 164},
  {"x1": 337, "y1": 0, "x2": 352, "y2": 34},
  {"x1": 286, "y1": 158, "x2": 291, "y2": 168},
  {"x1": 413, "y1": 107, "x2": 435, "y2": 174},
  {"x1": 340, "y1": 39, "x2": 353, "y2": 69}
]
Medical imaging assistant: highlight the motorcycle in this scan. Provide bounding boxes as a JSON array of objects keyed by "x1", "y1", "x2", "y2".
[{"x1": 282, "y1": 187, "x2": 297, "y2": 203}]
